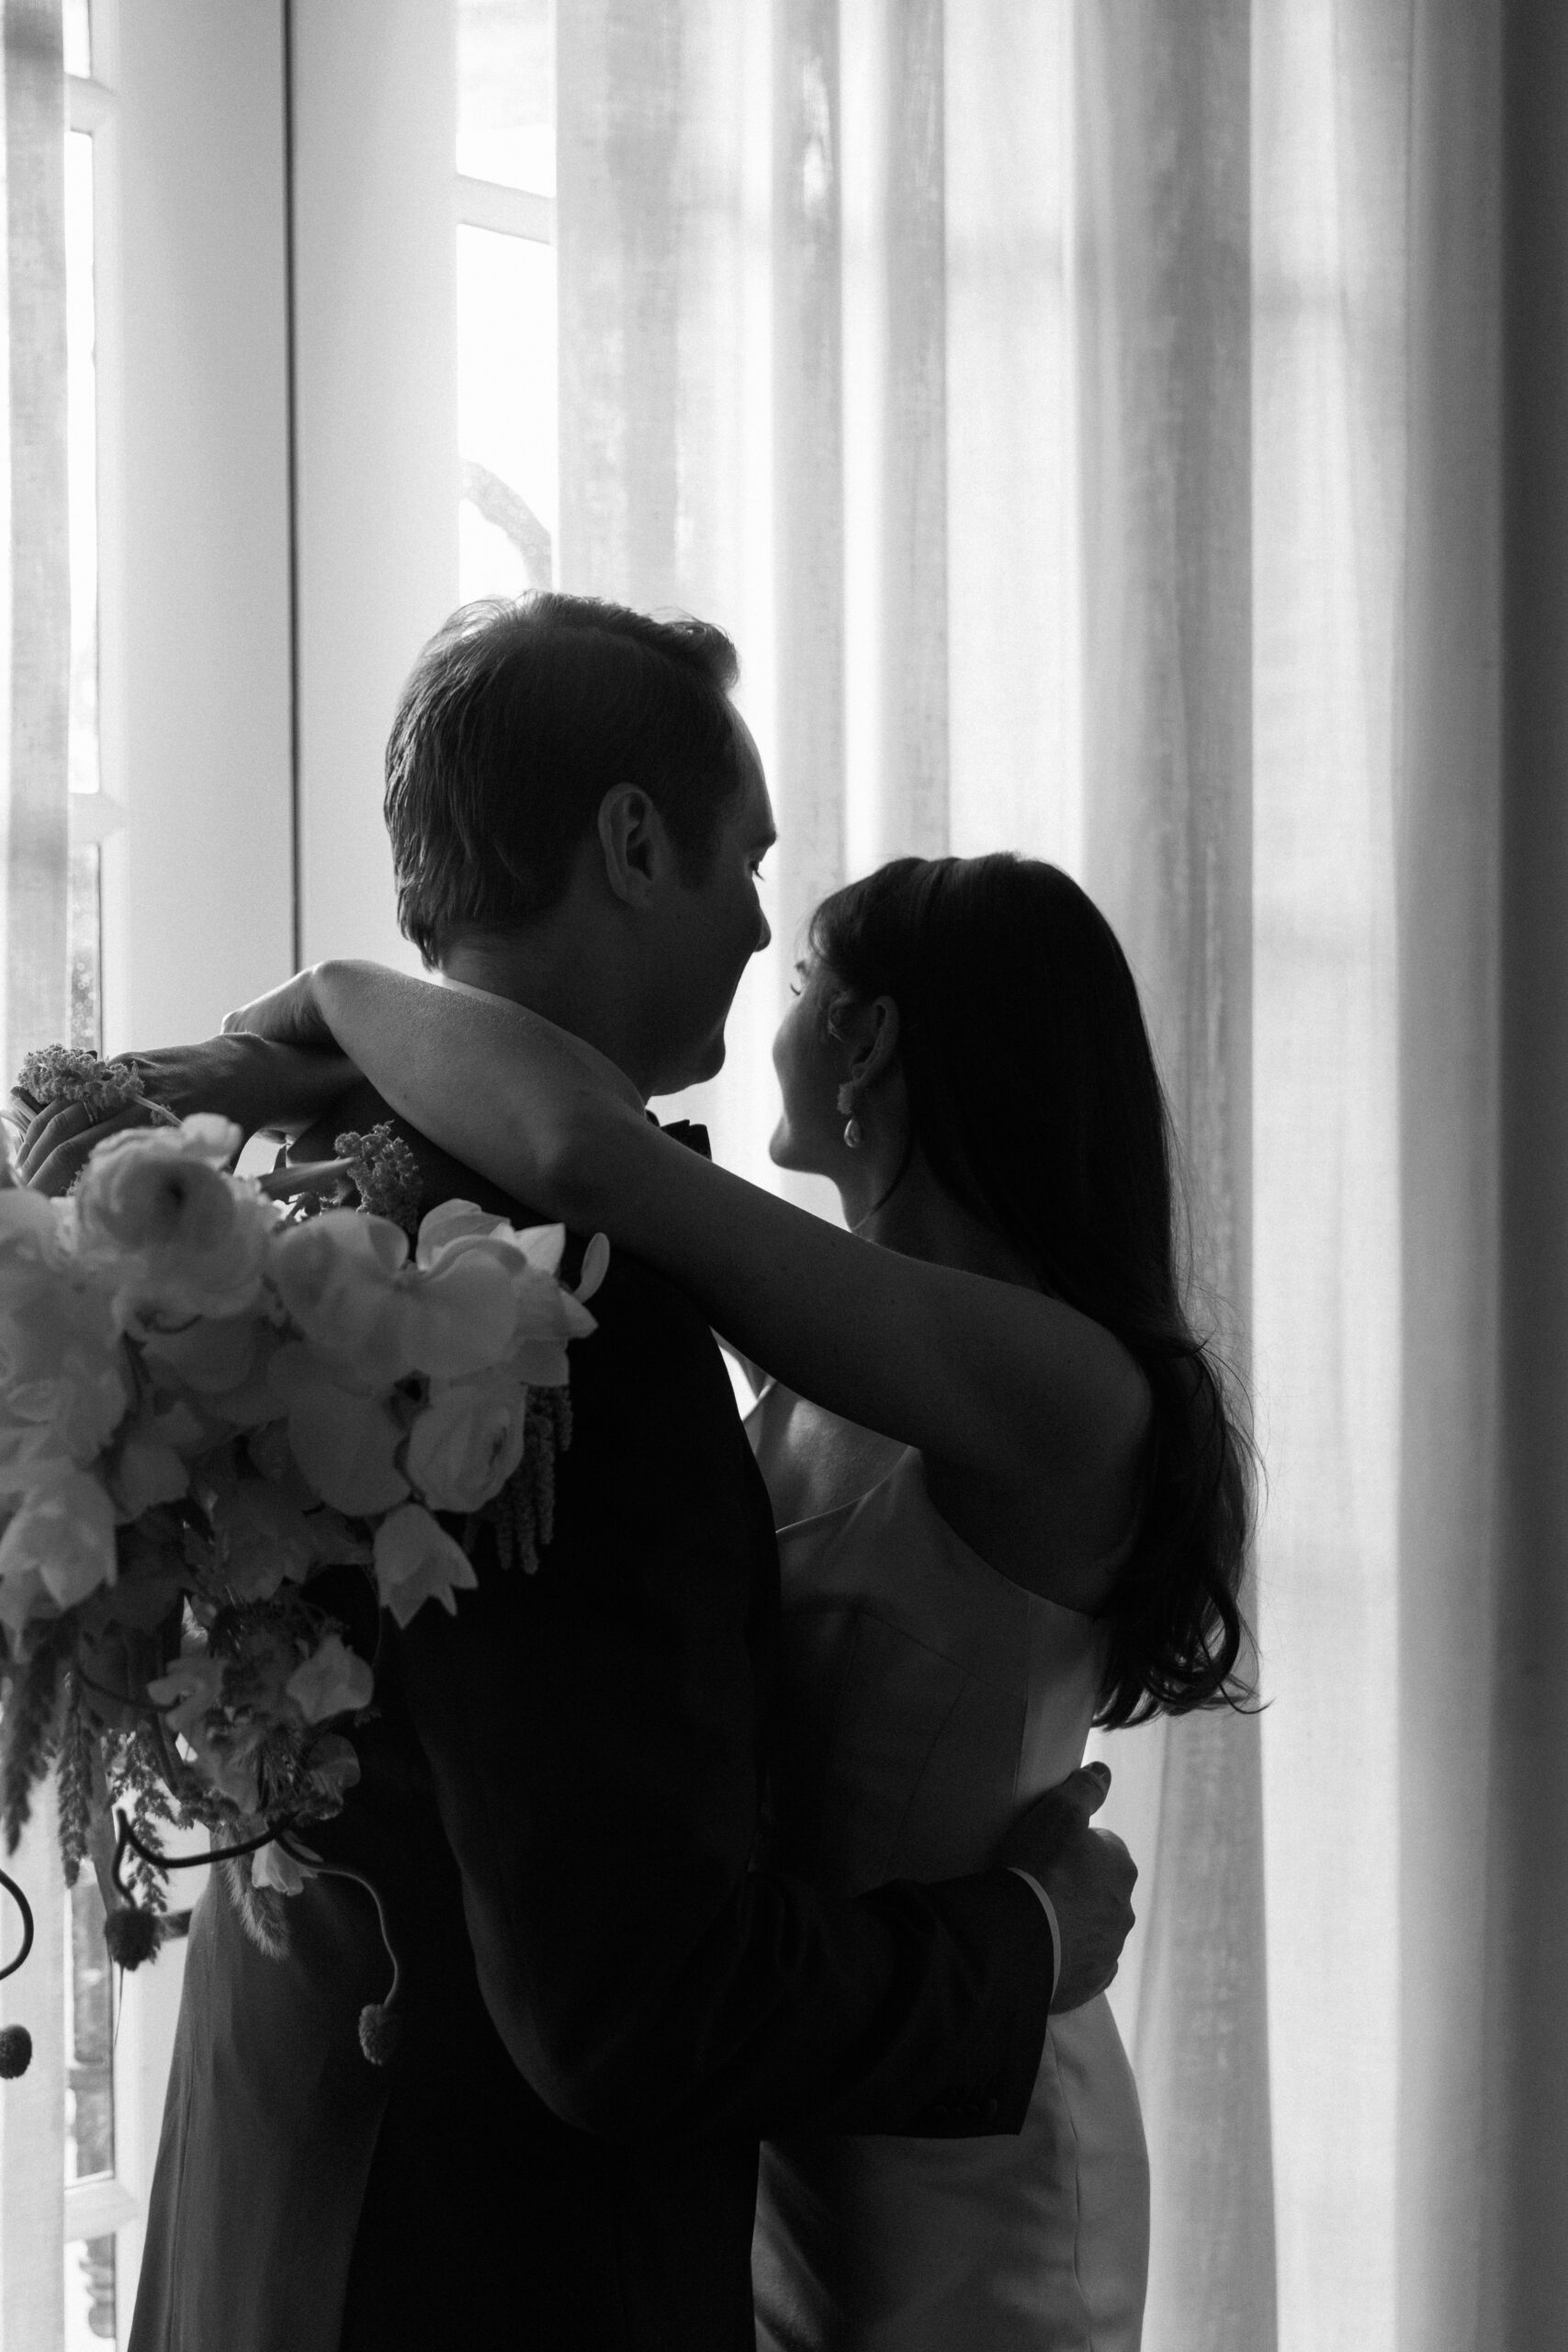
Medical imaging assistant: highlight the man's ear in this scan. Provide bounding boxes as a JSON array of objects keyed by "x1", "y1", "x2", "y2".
[{"x1": 596, "y1": 785, "x2": 666, "y2": 907}]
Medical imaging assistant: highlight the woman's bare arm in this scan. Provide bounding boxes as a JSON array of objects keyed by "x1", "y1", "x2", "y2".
[{"x1": 263, "y1": 962, "x2": 1149, "y2": 1496}]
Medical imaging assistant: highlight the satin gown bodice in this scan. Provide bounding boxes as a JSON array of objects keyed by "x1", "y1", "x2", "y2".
[{"x1": 749, "y1": 1408, "x2": 1150, "y2": 2352}]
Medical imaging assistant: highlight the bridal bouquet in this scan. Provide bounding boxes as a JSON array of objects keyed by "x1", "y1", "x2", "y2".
[{"x1": 0, "y1": 1065, "x2": 599, "y2": 2064}]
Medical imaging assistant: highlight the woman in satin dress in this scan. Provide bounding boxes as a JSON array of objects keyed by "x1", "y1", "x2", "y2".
[{"x1": 228, "y1": 851, "x2": 1258, "y2": 2350}]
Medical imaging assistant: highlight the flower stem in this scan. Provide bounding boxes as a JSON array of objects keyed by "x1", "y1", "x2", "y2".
[
  {"x1": 130, "y1": 1092, "x2": 181, "y2": 1128},
  {"x1": 254, "y1": 1157, "x2": 353, "y2": 1201}
]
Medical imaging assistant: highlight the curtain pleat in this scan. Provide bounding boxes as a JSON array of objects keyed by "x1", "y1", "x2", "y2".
[
  {"x1": 771, "y1": 0, "x2": 846, "y2": 960},
  {"x1": 1075, "y1": 8, "x2": 1275, "y2": 2348},
  {"x1": 871, "y1": 0, "x2": 947, "y2": 863},
  {"x1": 1251, "y1": 5, "x2": 1408, "y2": 2345},
  {"x1": 840, "y1": 0, "x2": 948, "y2": 868},
  {"x1": 1398, "y1": 8, "x2": 1499, "y2": 2349},
  {"x1": 944, "y1": 3, "x2": 1080, "y2": 873},
  {"x1": 1487, "y1": 4, "x2": 1568, "y2": 2338},
  {"x1": 557, "y1": 0, "x2": 747, "y2": 629}
]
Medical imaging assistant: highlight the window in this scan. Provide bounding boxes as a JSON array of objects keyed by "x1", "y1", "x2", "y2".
[
  {"x1": 457, "y1": 0, "x2": 557, "y2": 602},
  {"x1": 64, "y1": 0, "x2": 118, "y2": 1057}
]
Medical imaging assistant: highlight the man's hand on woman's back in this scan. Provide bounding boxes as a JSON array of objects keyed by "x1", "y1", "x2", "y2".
[{"x1": 998, "y1": 1761, "x2": 1138, "y2": 2012}]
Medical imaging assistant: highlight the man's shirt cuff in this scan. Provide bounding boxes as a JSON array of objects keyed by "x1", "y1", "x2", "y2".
[{"x1": 1009, "y1": 1868, "x2": 1061, "y2": 2007}]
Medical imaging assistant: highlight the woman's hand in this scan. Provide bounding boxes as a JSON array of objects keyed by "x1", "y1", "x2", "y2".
[
  {"x1": 15, "y1": 1092, "x2": 151, "y2": 1194},
  {"x1": 12, "y1": 1034, "x2": 359, "y2": 1194}
]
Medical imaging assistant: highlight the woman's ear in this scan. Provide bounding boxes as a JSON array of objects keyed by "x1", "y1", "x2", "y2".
[{"x1": 846, "y1": 996, "x2": 900, "y2": 1091}]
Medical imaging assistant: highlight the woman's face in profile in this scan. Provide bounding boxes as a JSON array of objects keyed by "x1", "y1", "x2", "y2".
[{"x1": 768, "y1": 956, "x2": 844, "y2": 1174}]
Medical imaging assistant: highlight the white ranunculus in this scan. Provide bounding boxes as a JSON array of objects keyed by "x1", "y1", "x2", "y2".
[
  {"x1": 372, "y1": 1501, "x2": 479, "y2": 1627},
  {"x1": 404, "y1": 1369, "x2": 529, "y2": 1513},
  {"x1": 0, "y1": 1470, "x2": 118, "y2": 1611},
  {"x1": 74, "y1": 1119, "x2": 273, "y2": 1321}
]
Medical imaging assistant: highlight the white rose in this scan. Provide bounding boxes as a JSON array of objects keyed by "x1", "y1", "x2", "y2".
[
  {"x1": 404, "y1": 1370, "x2": 529, "y2": 1513},
  {"x1": 0, "y1": 1470, "x2": 118, "y2": 1611},
  {"x1": 74, "y1": 1119, "x2": 272, "y2": 1321}
]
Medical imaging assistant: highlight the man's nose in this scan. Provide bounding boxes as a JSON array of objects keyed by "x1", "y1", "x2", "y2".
[{"x1": 755, "y1": 907, "x2": 772, "y2": 953}]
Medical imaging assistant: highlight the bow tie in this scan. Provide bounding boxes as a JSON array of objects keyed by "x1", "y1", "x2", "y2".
[{"x1": 653, "y1": 1116, "x2": 713, "y2": 1160}]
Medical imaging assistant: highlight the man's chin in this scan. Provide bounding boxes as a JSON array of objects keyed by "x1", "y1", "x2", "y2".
[
  {"x1": 656, "y1": 1034, "x2": 727, "y2": 1097},
  {"x1": 690, "y1": 1031, "x2": 728, "y2": 1085}
]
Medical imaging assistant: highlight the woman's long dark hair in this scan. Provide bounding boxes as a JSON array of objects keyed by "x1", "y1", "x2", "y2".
[{"x1": 809, "y1": 854, "x2": 1256, "y2": 1731}]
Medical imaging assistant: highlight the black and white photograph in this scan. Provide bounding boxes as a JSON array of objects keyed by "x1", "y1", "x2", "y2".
[{"x1": 0, "y1": 4, "x2": 1560, "y2": 2348}]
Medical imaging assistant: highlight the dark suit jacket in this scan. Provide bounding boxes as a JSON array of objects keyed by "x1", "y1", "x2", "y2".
[{"x1": 130, "y1": 1091, "x2": 1054, "y2": 2352}]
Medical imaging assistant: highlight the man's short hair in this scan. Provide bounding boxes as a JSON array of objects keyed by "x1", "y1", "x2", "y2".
[{"x1": 384, "y1": 592, "x2": 744, "y2": 964}]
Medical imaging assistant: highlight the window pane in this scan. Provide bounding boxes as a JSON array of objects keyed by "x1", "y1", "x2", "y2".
[
  {"x1": 457, "y1": 224, "x2": 557, "y2": 601},
  {"x1": 457, "y1": 0, "x2": 554, "y2": 196},
  {"x1": 69, "y1": 843, "x2": 102, "y2": 1050},
  {"x1": 66, "y1": 129, "x2": 98, "y2": 799},
  {"x1": 65, "y1": 126, "x2": 103, "y2": 1047},
  {"x1": 62, "y1": 0, "x2": 91, "y2": 80}
]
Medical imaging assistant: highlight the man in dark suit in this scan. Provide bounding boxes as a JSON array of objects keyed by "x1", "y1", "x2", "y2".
[{"x1": 28, "y1": 594, "x2": 1135, "y2": 2351}]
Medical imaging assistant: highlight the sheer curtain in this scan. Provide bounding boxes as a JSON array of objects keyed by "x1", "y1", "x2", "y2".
[
  {"x1": 0, "y1": 0, "x2": 69, "y2": 2342},
  {"x1": 556, "y1": 4, "x2": 1566, "y2": 2346}
]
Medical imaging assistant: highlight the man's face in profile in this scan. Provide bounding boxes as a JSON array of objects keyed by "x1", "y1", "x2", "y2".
[{"x1": 638, "y1": 713, "x2": 775, "y2": 1096}]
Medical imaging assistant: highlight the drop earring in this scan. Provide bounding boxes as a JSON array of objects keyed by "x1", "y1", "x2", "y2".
[{"x1": 836, "y1": 1081, "x2": 863, "y2": 1150}]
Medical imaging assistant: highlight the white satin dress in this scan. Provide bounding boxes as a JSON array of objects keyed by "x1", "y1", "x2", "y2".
[{"x1": 748, "y1": 1400, "x2": 1149, "y2": 2352}]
